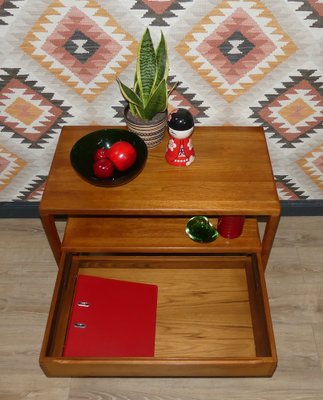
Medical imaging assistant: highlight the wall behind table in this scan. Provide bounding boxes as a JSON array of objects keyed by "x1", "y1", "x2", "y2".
[{"x1": 0, "y1": 0, "x2": 322, "y2": 213}]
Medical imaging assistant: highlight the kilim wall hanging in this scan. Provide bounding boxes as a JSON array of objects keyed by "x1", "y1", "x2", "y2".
[{"x1": 0, "y1": 0, "x2": 322, "y2": 216}]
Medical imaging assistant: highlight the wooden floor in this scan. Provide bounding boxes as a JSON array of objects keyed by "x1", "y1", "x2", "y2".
[{"x1": 1, "y1": 216, "x2": 323, "y2": 399}]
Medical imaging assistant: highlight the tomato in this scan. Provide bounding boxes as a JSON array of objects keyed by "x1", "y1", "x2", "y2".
[
  {"x1": 107, "y1": 141, "x2": 137, "y2": 171},
  {"x1": 93, "y1": 158, "x2": 114, "y2": 179},
  {"x1": 94, "y1": 147, "x2": 109, "y2": 161}
]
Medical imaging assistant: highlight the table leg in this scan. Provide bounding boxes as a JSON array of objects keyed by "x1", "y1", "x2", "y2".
[
  {"x1": 41, "y1": 214, "x2": 62, "y2": 266},
  {"x1": 261, "y1": 215, "x2": 280, "y2": 270}
]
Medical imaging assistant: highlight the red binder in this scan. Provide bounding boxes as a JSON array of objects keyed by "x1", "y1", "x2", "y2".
[{"x1": 63, "y1": 275, "x2": 158, "y2": 357}]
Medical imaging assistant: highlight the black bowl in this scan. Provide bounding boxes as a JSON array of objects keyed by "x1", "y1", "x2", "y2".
[{"x1": 70, "y1": 129, "x2": 148, "y2": 186}]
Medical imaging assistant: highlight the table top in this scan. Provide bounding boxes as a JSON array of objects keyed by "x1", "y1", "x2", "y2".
[{"x1": 39, "y1": 126, "x2": 280, "y2": 217}]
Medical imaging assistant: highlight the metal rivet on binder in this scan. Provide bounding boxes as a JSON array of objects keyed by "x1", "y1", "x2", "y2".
[
  {"x1": 73, "y1": 322, "x2": 87, "y2": 329},
  {"x1": 77, "y1": 301, "x2": 90, "y2": 307}
]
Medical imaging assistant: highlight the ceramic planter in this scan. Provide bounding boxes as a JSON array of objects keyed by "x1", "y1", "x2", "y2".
[{"x1": 124, "y1": 106, "x2": 167, "y2": 148}]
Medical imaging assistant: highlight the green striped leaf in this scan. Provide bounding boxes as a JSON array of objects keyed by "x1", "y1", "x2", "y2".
[
  {"x1": 117, "y1": 79, "x2": 142, "y2": 108},
  {"x1": 141, "y1": 79, "x2": 167, "y2": 120},
  {"x1": 156, "y1": 31, "x2": 168, "y2": 85},
  {"x1": 136, "y1": 28, "x2": 156, "y2": 107}
]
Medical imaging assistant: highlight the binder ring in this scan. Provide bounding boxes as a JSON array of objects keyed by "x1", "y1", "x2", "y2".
[
  {"x1": 73, "y1": 322, "x2": 87, "y2": 329},
  {"x1": 77, "y1": 301, "x2": 90, "y2": 307}
]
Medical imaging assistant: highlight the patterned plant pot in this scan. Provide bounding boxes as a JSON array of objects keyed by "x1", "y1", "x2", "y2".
[{"x1": 124, "y1": 106, "x2": 167, "y2": 148}]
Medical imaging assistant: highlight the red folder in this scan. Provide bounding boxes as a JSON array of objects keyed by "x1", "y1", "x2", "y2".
[{"x1": 63, "y1": 275, "x2": 158, "y2": 357}]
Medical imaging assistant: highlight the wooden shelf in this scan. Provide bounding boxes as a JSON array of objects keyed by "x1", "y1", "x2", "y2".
[
  {"x1": 40, "y1": 253, "x2": 276, "y2": 377},
  {"x1": 62, "y1": 217, "x2": 262, "y2": 254}
]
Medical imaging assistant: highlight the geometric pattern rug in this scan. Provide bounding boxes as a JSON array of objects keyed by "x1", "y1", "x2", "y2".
[{"x1": 0, "y1": 0, "x2": 322, "y2": 216}]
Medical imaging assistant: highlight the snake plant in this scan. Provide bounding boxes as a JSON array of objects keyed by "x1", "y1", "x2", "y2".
[{"x1": 117, "y1": 29, "x2": 177, "y2": 121}]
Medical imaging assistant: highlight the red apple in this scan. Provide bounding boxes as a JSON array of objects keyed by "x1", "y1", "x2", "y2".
[
  {"x1": 93, "y1": 158, "x2": 114, "y2": 179},
  {"x1": 94, "y1": 147, "x2": 109, "y2": 161},
  {"x1": 107, "y1": 141, "x2": 137, "y2": 171}
]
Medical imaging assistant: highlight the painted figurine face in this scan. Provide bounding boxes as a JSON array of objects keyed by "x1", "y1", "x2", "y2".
[{"x1": 169, "y1": 126, "x2": 193, "y2": 139}]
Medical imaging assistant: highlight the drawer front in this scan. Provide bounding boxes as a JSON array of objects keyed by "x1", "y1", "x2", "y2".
[{"x1": 40, "y1": 254, "x2": 276, "y2": 377}]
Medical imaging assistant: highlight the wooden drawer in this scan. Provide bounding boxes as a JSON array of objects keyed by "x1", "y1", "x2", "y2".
[{"x1": 40, "y1": 253, "x2": 277, "y2": 377}]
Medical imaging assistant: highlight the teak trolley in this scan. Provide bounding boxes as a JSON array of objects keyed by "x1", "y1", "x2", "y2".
[{"x1": 39, "y1": 126, "x2": 280, "y2": 377}]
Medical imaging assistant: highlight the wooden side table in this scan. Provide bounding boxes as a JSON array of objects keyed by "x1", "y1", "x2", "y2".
[
  {"x1": 40, "y1": 125, "x2": 280, "y2": 267},
  {"x1": 39, "y1": 125, "x2": 280, "y2": 377}
]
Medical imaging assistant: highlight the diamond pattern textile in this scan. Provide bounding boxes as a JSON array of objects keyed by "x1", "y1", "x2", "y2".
[{"x1": 0, "y1": 0, "x2": 322, "y2": 210}]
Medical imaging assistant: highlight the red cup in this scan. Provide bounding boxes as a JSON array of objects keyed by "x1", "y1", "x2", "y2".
[{"x1": 217, "y1": 216, "x2": 245, "y2": 239}]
